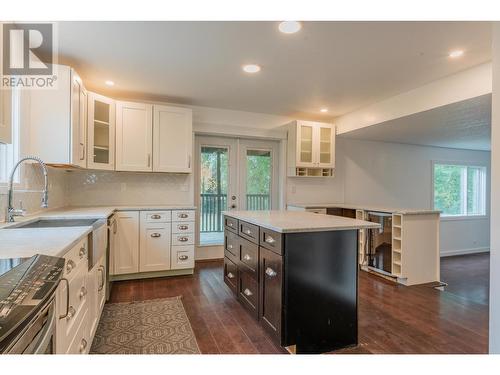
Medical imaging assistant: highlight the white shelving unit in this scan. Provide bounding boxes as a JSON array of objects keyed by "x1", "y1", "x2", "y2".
[{"x1": 392, "y1": 214, "x2": 402, "y2": 277}]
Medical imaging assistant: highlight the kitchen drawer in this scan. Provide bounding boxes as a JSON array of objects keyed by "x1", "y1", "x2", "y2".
[
  {"x1": 63, "y1": 238, "x2": 88, "y2": 278},
  {"x1": 224, "y1": 216, "x2": 238, "y2": 233},
  {"x1": 224, "y1": 257, "x2": 238, "y2": 294},
  {"x1": 239, "y1": 220, "x2": 259, "y2": 244},
  {"x1": 56, "y1": 261, "x2": 88, "y2": 350},
  {"x1": 172, "y1": 221, "x2": 195, "y2": 234},
  {"x1": 144, "y1": 211, "x2": 171, "y2": 223},
  {"x1": 172, "y1": 232, "x2": 194, "y2": 246},
  {"x1": 66, "y1": 309, "x2": 90, "y2": 354},
  {"x1": 239, "y1": 237, "x2": 259, "y2": 278},
  {"x1": 238, "y1": 270, "x2": 259, "y2": 319},
  {"x1": 171, "y1": 245, "x2": 195, "y2": 269},
  {"x1": 224, "y1": 230, "x2": 239, "y2": 259},
  {"x1": 172, "y1": 210, "x2": 195, "y2": 222},
  {"x1": 260, "y1": 228, "x2": 283, "y2": 255}
]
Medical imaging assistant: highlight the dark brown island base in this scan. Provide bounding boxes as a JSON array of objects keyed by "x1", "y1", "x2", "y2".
[{"x1": 222, "y1": 210, "x2": 379, "y2": 354}]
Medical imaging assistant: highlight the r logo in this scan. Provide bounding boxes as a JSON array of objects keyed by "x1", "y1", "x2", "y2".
[{"x1": 2, "y1": 23, "x2": 53, "y2": 75}]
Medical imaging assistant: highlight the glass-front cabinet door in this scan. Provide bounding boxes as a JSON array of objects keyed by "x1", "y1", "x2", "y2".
[
  {"x1": 317, "y1": 124, "x2": 335, "y2": 168},
  {"x1": 296, "y1": 122, "x2": 314, "y2": 167},
  {"x1": 87, "y1": 92, "x2": 116, "y2": 170}
]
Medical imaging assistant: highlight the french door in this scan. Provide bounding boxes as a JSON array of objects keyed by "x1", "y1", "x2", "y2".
[{"x1": 195, "y1": 135, "x2": 279, "y2": 246}]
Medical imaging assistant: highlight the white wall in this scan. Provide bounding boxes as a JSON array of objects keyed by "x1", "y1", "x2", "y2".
[
  {"x1": 489, "y1": 22, "x2": 500, "y2": 354},
  {"x1": 291, "y1": 137, "x2": 491, "y2": 256}
]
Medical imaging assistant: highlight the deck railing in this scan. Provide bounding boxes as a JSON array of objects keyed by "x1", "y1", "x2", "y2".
[{"x1": 200, "y1": 193, "x2": 270, "y2": 232}]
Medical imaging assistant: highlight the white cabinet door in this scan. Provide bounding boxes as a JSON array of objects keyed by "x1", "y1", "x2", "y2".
[
  {"x1": 139, "y1": 214, "x2": 172, "y2": 272},
  {"x1": 71, "y1": 71, "x2": 87, "y2": 168},
  {"x1": 295, "y1": 121, "x2": 315, "y2": 168},
  {"x1": 153, "y1": 105, "x2": 192, "y2": 173},
  {"x1": 87, "y1": 92, "x2": 115, "y2": 170},
  {"x1": 112, "y1": 211, "x2": 140, "y2": 275},
  {"x1": 87, "y1": 264, "x2": 98, "y2": 339},
  {"x1": 0, "y1": 87, "x2": 12, "y2": 144},
  {"x1": 115, "y1": 101, "x2": 153, "y2": 172},
  {"x1": 316, "y1": 124, "x2": 335, "y2": 168}
]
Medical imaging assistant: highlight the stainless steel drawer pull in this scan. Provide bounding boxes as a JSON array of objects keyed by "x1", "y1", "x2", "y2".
[
  {"x1": 178, "y1": 225, "x2": 189, "y2": 230},
  {"x1": 243, "y1": 288, "x2": 253, "y2": 297},
  {"x1": 151, "y1": 214, "x2": 161, "y2": 219},
  {"x1": 66, "y1": 306, "x2": 76, "y2": 321},
  {"x1": 265, "y1": 235, "x2": 275, "y2": 244},
  {"x1": 178, "y1": 213, "x2": 189, "y2": 218},
  {"x1": 227, "y1": 272, "x2": 235, "y2": 279},
  {"x1": 79, "y1": 338, "x2": 88, "y2": 353},
  {"x1": 244, "y1": 229, "x2": 252, "y2": 235},
  {"x1": 66, "y1": 260, "x2": 76, "y2": 274},
  {"x1": 79, "y1": 246, "x2": 86, "y2": 258},
  {"x1": 265, "y1": 267, "x2": 277, "y2": 277},
  {"x1": 151, "y1": 233, "x2": 161, "y2": 238},
  {"x1": 178, "y1": 255, "x2": 189, "y2": 261},
  {"x1": 243, "y1": 254, "x2": 251, "y2": 261},
  {"x1": 178, "y1": 237, "x2": 189, "y2": 242},
  {"x1": 79, "y1": 286, "x2": 87, "y2": 299}
]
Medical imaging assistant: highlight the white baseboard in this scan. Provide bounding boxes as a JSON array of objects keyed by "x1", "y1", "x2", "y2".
[
  {"x1": 195, "y1": 245, "x2": 224, "y2": 261},
  {"x1": 440, "y1": 247, "x2": 490, "y2": 257}
]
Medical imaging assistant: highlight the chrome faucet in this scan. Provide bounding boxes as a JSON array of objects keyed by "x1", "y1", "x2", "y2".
[{"x1": 6, "y1": 156, "x2": 49, "y2": 222}]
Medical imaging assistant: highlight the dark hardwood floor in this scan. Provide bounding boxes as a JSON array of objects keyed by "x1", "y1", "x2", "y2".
[{"x1": 109, "y1": 254, "x2": 489, "y2": 354}]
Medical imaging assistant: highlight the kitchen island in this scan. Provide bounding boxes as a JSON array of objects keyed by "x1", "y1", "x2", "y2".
[{"x1": 222, "y1": 210, "x2": 379, "y2": 354}]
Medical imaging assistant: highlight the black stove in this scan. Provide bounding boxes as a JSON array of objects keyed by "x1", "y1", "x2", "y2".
[{"x1": 0, "y1": 254, "x2": 65, "y2": 353}]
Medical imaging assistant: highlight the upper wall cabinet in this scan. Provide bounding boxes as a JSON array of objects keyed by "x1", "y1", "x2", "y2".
[
  {"x1": 285, "y1": 120, "x2": 336, "y2": 177},
  {"x1": 28, "y1": 65, "x2": 87, "y2": 167},
  {"x1": 0, "y1": 88, "x2": 12, "y2": 144},
  {"x1": 153, "y1": 105, "x2": 192, "y2": 173},
  {"x1": 115, "y1": 101, "x2": 153, "y2": 172},
  {"x1": 87, "y1": 92, "x2": 116, "y2": 170}
]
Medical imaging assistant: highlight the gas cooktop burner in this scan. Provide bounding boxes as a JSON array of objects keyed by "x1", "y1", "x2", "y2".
[{"x1": 0, "y1": 254, "x2": 65, "y2": 350}]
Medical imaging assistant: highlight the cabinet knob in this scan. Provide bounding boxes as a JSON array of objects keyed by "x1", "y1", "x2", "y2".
[
  {"x1": 178, "y1": 213, "x2": 188, "y2": 219},
  {"x1": 228, "y1": 222, "x2": 233, "y2": 227},
  {"x1": 243, "y1": 254, "x2": 251, "y2": 261},
  {"x1": 79, "y1": 338, "x2": 88, "y2": 353},
  {"x1": 66, "y1": 260, "x2": 76, "y2": 274},
  {"x1": 79, "y1": 246, "x2": 86, "y2": 258},
  {"x1": 151, "y1": 233, "x2": 161, "y2": 238},
  {"x1": 178, "y1": 255, "x2": 189, "y2": 261},
  {"x1": 151, "y1": 214, "x2": 161, "y2": 219},
  {"x1": 244, "y1": 229, "x2": 252, "y2": 235},
  {"x1": 243, "y1": 288, "x2": 253, "y2": 297},
  {"x1": 264, "y1": 235, "x2": 275, "y2": 244},
  {"x1": 227, "y1": 272, "x2": 235, "y2": 279},
  {"x1": 227, "y1": 244, "x2": 233, "y2": 250},
  {"x1": 79, "y1": 286, "x2": 87, "y2": 299},
  {"x1": 265, "y1": 267, "x2": 277, "y2": 277},
  {"x1": 66, "y1": 306, "x2": 76, "y2": 321},
  {"x1": 178, "y1": 237, "x2": 189, "y2": 242},
  {"x1": 178, "y1": 225, "x2": 188, "y2": 230}
]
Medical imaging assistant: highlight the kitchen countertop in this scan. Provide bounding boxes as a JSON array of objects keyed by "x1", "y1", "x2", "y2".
[
  {"x1": 287, "y1": 203, "x2": 440, "y2": 215},
  {"x1": 223, "y1": 210, "x2": 380, "y2": 233},
  {"x1": 0, "y1": 205, "x2": 197, "y2": 260}
]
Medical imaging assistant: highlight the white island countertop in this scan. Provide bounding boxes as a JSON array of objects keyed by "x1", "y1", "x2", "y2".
[
  {"x1": 287, "y1": 203, "x2": 440, "y2": 215},
  {"x1": 223, "y1": 210, "x2": 380, "y2": 233}
]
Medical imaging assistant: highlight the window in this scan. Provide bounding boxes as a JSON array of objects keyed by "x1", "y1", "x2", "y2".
[
  {"x1": 433, "y1": 163, "x2": 487, "y2": 217},
  {"x1": 0, "y1": 87, "x2": 20, "y2": 184}
]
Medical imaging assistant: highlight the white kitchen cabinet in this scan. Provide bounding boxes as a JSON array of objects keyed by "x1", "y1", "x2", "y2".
[
  {"x1": 153, "y1": 105, "x2": 192, "y2": 173},
  {"x1": 139, "y1": 212, "x2": 172, "y2": 272},
  {"x1": 88, "y1": 254, "x2": 106, "y2": 340},
  {"x1": 111, "y1": 211, "x2": 140, "y2": 275},
  {"x1": 0, "y1": 87, "x2": 12, "y2": 144},
  {"x1": 284, "y1": 120, "x2": 335, "y2": 177},
  {"x1": 115, "y1": 101, "x2": 153, "y2": 172},
  {"x1": 28, "y1": 65, "x2": 87, "y2": 167},
  {"x1": 87, "y1": 92, "x2": 115, "y2": 170}
]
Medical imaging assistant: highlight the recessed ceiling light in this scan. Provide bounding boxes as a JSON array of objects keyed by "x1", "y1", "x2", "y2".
[
  {"x1": 320, "y1": 108, "x2": 328, "y2": 113},
  {"x1": 105, "y1": 80, "x2": 115, "y2": 86},
  {"x1": 449, "y1": 50, "x2": 464, "y2": 58},
  {"x1": 279, "y1": 21, "x2": 302, "y2": 34},
  {"x1": 242, "y1": 64, "x2": 261, "y2": 73}
]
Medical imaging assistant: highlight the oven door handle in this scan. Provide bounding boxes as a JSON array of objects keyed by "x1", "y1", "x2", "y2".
[{"x1": 33, "y1": 301, "x2": 56, "y2": 354}]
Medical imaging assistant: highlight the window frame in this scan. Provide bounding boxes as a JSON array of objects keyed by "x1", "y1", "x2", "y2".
[{"x1": 431, "y1": 160, "x2": 488, "y2": 221}]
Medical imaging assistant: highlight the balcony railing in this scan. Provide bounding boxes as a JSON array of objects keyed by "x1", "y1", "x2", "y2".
[{"x1": 200, "y1": 193, "x2": 270, "y2": 233}]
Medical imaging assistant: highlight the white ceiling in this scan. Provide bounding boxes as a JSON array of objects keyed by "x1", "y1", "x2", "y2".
[
  {"x1": 54, "y1": 21, "x2": 492, "y2": 120},
  {"x1": 339, "y1": 94, "x2": 492, "y2": 151}
]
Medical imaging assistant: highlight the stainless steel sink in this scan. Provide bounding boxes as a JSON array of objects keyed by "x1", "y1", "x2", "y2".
[{"x1": 5, "y1": 218, "x2": 100, "y2": 229}]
